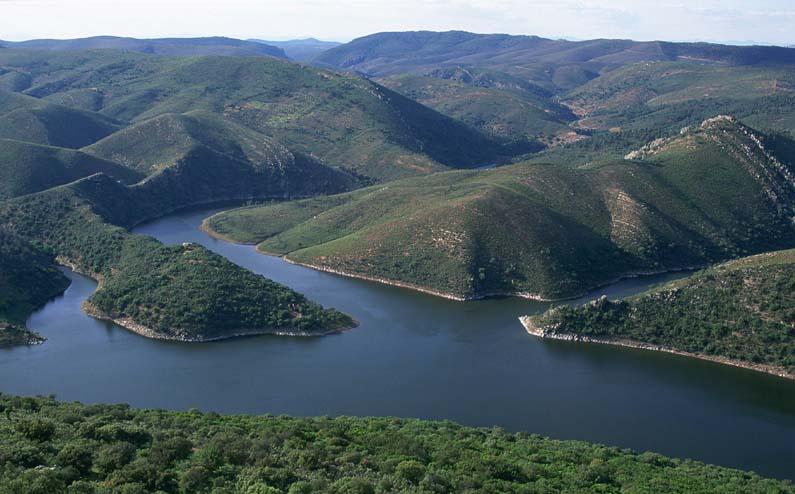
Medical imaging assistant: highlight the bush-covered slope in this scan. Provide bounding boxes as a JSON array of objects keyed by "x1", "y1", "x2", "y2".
[
  {"x1": 0, "y1": 139, "x2": 142, "y2": 200},
  {"x1": 0, "y1": 104, "x2": 122, "y2": 148},
  {"x1": 0, "y1": 229, "x2": 69, "y2": 345},
  {"x1": 0, "y1": 174, "x2": 354, "y2": 341},
  {"x1": 83, "y1": 112, "x2": 356, "y2": 199},
  {"x1": 315, "y1": 31, "x2": 795, "y2": 83},
  {"x1": 380, "y1": 68, "x2": 577, "y2": 148},
  {"x1": 0, "y1": 50, "x2": 508, "y2": 181},
  {"x1": 206, "y1": 117, "x2": 795, "y2": 300},
  {"x1": 0, "y1": 394, "x2": 791, "y2": 493},
  {"x1": 525, "y1": 248, "x2": 795, "y2": 379}
]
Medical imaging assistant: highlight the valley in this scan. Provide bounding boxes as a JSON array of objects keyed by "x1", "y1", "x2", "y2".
[{"x1": 1, "y1": 27, "x2": 795, "y2": 490}]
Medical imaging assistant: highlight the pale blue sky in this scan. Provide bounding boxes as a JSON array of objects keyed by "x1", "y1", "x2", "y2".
[{"x1": 1, "y1": 0, "x2": 793, "y2": 46}]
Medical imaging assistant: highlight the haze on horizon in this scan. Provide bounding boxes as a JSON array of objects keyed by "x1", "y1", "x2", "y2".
[{"x1": 1, "y1": 0, "x2": 794, "y2": 47}]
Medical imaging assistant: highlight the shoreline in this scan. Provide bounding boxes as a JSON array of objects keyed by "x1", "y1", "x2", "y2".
[
  {"x1": 519, "y1": 316, "x2": 795, "y2": 382},
  {"x1": 201, "y1": 217, "x2": 699, "y2": 303},
  {"x1": 53, "y1": 255, "x2": 350, "y2": 343},
  {"x1": 81, "y1": 301, "x2": 345, "y2": 342}
]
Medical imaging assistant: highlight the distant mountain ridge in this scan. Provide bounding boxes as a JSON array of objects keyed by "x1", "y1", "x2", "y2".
[
  {"x1": 315, "y1": 31, "x2": 795, "y2": 83},
  {"x1": 0, "y1": 36, "x2": 287, "y2": 58},
  {"x1": 249, "y1": 38, "x2": 342, "y2": 61}
]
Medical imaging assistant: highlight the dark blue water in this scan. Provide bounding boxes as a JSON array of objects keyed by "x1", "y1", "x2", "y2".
[{"x1": 2, "y1": 208, "x2": 794, "y2": 479}]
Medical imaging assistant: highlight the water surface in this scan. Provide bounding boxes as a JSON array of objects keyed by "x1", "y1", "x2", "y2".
[{"x1": 2, "y1": 208, "x2": 795, "y2": 479}]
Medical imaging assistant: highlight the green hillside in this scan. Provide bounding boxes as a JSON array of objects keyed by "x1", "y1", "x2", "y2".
[
  {"x1": 0, "y1": 139, "x2": 142, "y2": 200},
  {"x1": 0, "y1": 174, "x2": 354, "y2": 341},
  {"x1": 206, "y1": 117, "x2": 795, "y2": 300},
  {"x1": 0, "y1": 50, "x2": 508, "y2": 181},
  {"x1": 0, "y1": 104, "x2": 122, "y2": 148},
  {"x1": 0, "y1": 90, "x2": 123, "y2": 148},
  {"x1": 525, "y1": 248, "x2": 795, "y2": 378},
  {"x1": 0, "y1": 228, "x2": 69, "y2": 344},
  {"x1": 0, "y1": 395, "x2": 791, "y2": 494},
  {"x1": 380, "y1": 68, "x2": 577, "y2": 147},
  {"x1": 315, "y1": 31, "x2": 795, "y2": 84}
]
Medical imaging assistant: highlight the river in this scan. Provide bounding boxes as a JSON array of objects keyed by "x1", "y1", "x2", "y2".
[{"x1": 2, "y1": 207, "x2": 795, "y2": 479}]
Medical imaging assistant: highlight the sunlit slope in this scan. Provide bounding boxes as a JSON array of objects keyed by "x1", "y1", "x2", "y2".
[
  {"x1": 0, "y1": 174, "x2": 354, "y2": 341},
  {"x1": 208, "y1": 117, "x2": 795, "y2": 299},
  {"x1": 0, "y1": 139, "x2": 142, "y2": 200},
  {"x1": 527, "y1": 248, "x2": 795, "y2": 377},
  {"x1": 0, "y1": 50, "x2": 508, "y2": 181},
  {"x1": 84, "y1": 112, "x2": 356, "y2": 203}
]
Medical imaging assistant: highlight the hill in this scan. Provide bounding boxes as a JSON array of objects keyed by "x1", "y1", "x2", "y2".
[
  {"x1": 315, "y1": 31, "x2": 795, "y2": 84},
  {"x1": 380, "y1": 68, "x2": 578, "y2": 147},
  {"x1": 0, "y1": 36, "x2": 287, "y2": 58},
  {"x1": 0, "y1": 395, "x2": 791, "y2": 493},
  {"x1": 0, "y1": 228, "x2": 69, "y2": 345},
  {"x1": 83, "y1": 111, "x2": 356, "y2": 203},
  {"x1": 0, "y1": 139, "x2": 142, "y2": 200},
  {"x1": 0, "y1": 174, "x2": 354, "y2": 342},
  {"x1": 523, "y1": 248, "x2": 795, "y2": 380},
  {"x1": 205, "y1": 117, "x2": 795, "y2": 300},
  {"x1": 0, "y1": 50, "x2": 508, "y2": 181},
  {"x1": 251, "y1": 38, "x2": 342, "y2": 61},
  {"x1": 0, "y1": 89, "x2": 123, "y2": 148}
]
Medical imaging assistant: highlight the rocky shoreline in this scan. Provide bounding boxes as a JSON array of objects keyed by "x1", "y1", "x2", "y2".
[
  {"x1": 55, "y1": 254, "x2": 347, "y2": 343},
  {"x1": 519, "y1": 316, "x2": 795, "y2": 381},
  {"x1": 81, "y1": 301, "x2": 343, "y2": 342}
]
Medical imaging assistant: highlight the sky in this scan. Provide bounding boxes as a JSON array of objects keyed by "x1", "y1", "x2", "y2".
[{"x1": 1, "y1": 0, "x2": 794, "y2": 46}]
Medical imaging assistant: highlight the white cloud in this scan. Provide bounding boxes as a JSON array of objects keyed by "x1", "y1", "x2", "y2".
[{"x1": 0, "y1": 0, "x2": 792, "y2": 45}]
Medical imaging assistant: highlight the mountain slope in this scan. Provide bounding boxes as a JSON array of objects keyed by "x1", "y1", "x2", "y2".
[
  {"x1": 252, "y1": 38, "x2": 341, "y2": 61},
  {"x1": 1, "y1": 36, "x2": 287, "y2": 58},
  {"x1": 380, "y1": 68, "x2": 578, "y2": 147},
  {"x1": 206, "y1": 117, "x2": 795, "y2": 300},
  {"x1": 0, "y1": 394, "x2": 791, "y2": 493},
  {"x1": 0, "y1": 139, "x2": 142, "y2": 200},
  {"x1": 524, "y1": 248, "x2": 795, "y2": 379},
  {"x1": 0, "y1": 50, "x2": 508, "y2": 181},
  {"x1": 84, "y1": 111, "x2": 356, "y2": 205},
  {"x1": 0, "y1": 174, "x2": 354, "y2": 341},
  {"x1": 0, "y1": 103, "x2": 122, "y2": 147},
  {"x1": 315, "y1": 31, "x2": 795, "y2": 83}
]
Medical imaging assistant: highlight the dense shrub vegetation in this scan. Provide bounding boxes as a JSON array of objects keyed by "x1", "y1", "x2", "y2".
[
  {"x1": 0, "y1": 394, "x2": 791, "y2": 493},
  {"x1": 0, "y1": 175, "x2": 353, "y2": 340},
  {"x1": 530, "y1": 249, "x2": 795, "y2": 375},
  {"x1": 207, "y1": 118, "x2": 795, "y2": 300}
]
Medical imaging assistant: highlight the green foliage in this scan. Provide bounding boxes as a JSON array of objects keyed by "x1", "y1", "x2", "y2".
[
  {"x1": 0, "y1": 138, "x2": 142, "y2": 200},
  {"x1": 0, "y1": 173, "x2": 354, "y2": 340},
  {"x1": 207, "y1": 119, "x2": 795, "y2": 300},
  {"x1": 532, "y1": 249, "x2": 795, "y2": 374},
  {"x1": 0, "y1": 394, "x2": 791, "y2": 493},
  {"x1": 0, "y1": 49, "x2": 507, "y2": 182}
]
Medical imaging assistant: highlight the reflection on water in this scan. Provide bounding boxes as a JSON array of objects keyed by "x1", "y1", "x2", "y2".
[{"x1": 0, "y1": 208, "x2": 792, "y2": 479}]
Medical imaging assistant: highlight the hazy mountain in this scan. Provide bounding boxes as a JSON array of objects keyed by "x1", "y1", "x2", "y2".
[
  {"x1": 0, "y1": 36, "x2": 287, "y2": 58},
  {"x1": 249, "y1": 38, "x2": 342, "y2": 61}
]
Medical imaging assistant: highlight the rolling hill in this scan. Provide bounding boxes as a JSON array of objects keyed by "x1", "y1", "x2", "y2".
[
  {"x1": 83, "y1": 111, "x2": 356, "y2": 207},
  {"x1": 0, "y1": 173, "x2": 354, "y2": 342},
  {"x1": 380, "y1": 67, "x2": 578, "y2": 147},
  {"x1": 523, "y1": 248, "x2": 795, "y2": 379},
  {"x1": 0, "y1": 103, "x2": 122, "y2": 148},
  {"x1": 0, "y1": 36, "x2": 287, "y2": 58},
  {"x1": 0, "y1": 139, "x2": 142, "y2": 200},
  {"x1": 0, "y1": 49, "x2": 509, "y2": 181},
  {"x1": 0, "y1": 228, "x2": 69, "y2": 342},
  {"x1": 315, "y1": 31, "x2": 795, "y2": 84},
  {"x1": 206, "y1": 116, "x2": 795, "y2": 300}
]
